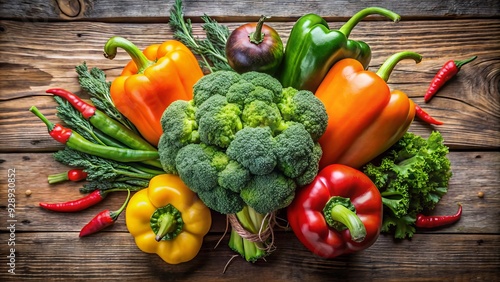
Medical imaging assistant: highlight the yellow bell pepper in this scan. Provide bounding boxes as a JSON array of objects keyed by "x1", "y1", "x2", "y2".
[{"x1": 125, "y1": 174, "x2": 212, "y2": 264}]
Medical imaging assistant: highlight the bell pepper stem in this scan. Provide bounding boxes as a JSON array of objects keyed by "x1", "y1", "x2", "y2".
[
  {"x1": 376, "y1": 51, "x2": 422, "y2": 82},
  {"x1": 328, "y1": 205, "x2": 367, "y2": 242},
  {"x1": 323, "y1": 196, "x2": 366, "y2": 242},
  {"x1": 103, "y1": 36, "x2": 153, "y2": 73},
  {"x1": 150, "y1": 204, "x2": 184, "y2": 242},
  {"x1": 155, "y1": 212, "x2": 176, "y2": 242},
  {"x1": 249, "y1": 15, "x2": 268, "y2": 44},
  {"x1": 339, "y1": 7, "x2": 400, "y2": 38}
]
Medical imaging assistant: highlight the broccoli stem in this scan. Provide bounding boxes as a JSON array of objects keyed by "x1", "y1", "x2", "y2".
[{"x1": 228, "y1": 206, "x2": 269, "y2": 262}]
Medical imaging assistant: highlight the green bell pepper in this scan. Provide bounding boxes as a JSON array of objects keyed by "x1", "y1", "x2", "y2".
[{"x1": 277, "y1": 7, "x2": 401, "y2": 92}]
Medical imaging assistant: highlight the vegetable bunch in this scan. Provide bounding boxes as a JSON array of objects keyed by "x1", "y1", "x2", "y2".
[
  {"x1": 157, "y1": 70, "x2": 328, "y2": 261},
  {"x1": 31, "y1": 0, "x2": 470, "y2": 265}
]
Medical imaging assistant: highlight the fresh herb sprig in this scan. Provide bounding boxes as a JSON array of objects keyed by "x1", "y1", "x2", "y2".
[
  {"x1": 53, "y1": 96, "x2": 104, "y2": 145},
  {"x1": 169, "y1": 0, "x2": 231, "y2": 72},
  {"x1": 53, "y1": 147, "x2": 162, "y2": 192},
  {"x1": 75, "y1": 62, "x2": 138, "y2": 134}
]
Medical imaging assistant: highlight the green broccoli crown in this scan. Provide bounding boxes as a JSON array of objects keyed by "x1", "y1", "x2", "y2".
[
  {"x1": 158, "y1": 70, "x2": 329, "y2": 215},
  {"x1": 218, "y1": 160, "x2": 251, "y2": 193},
  {"x1": 174, "y1": 143, "x2": 249, "y2": 214},
  {"x1": 363, "y1": 131, "x2": 452, "y2": 239},
  {"x1": 241, "y1": 100, "x2": 284, "y2": 133},
  {"x1": 240, "y1": 172, "x2": 297, "y2": 214}
]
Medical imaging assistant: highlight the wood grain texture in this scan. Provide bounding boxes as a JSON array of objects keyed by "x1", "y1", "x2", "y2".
[
  {"x1": 1, "y1": 0, "x2": 499, "y2": 21},
  {"x1": 0, "y1": 232, "x2": 498, "y2": 281}
]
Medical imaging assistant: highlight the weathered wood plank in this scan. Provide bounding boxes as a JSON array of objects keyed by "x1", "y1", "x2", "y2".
[
  {"x1": 0, "y1": 232, "x2": 498, "y2": 281},
  {"x1": 1, "y1": 0, "x2": 499, "y2": 21},
  {"x1": 1, "y1": 151, "x2": 498, "y2": 234},
  {"x1": 1, "y1": 19, "x2": 499, "y2": 151}
]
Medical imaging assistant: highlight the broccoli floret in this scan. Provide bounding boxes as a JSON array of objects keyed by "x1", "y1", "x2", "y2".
[
  {"x1": 226, "y1": 126, "x2": 277, "y2": 175},
  {"x1": 158, "y1": 100, "x2": 199, "y2": 173},
  {"x1": 192, "y1": 70, "x2": 242, "y2": 106},
  {"x1": 277, "y1": 87, "x2": 328, "y2": 141},
  {"x1": 241, "y1": 100, "x2": 284, "y2": 133},
  {"x1": 240, "y1": 71, "x2": 283, "y2": 103},
  {"x1": 363, "y1": 131, "x2": 452, "y2": 239},
  {"x1": 175, "y1": 143, "x2": 221, "y2": 193},
  {"x1": 176, "y1": 143, "x2": 249, "y2": 214},
  {"x1": 295, "y1": 142, "x2": 323, "y2": 187},
  {"x1": 218, "y1": 160, "x2": 251, "y2": 193},
  {"x1": 225, "y1": 71, "x2": 282, "y2": 107},
  {"x1": 198, "y1": 186, "x2": 245, "y2": 214},
  {"x1": 240, "y1": 172, "x2": 297, "y2": 214},
  {"x1": 196, "y1": 95, "x2": 243, "y2": 148},
  {"x1": 273, "y1": 122, "x2": 314, "y2": 178}
]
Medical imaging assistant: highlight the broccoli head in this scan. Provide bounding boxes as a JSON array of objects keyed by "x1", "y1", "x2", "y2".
[
  {"x1": 159, "y1": 70, "x2": 328, "y2": 215},
  {"x1": 363, "y1": 131, "x2": 452, "y2": 239},
  {"x1": 295, "y1": 142, "x2": 323, "y2": 187},
  {"x1": 198, "y1": 185, "x2": 245, "y2": 215},
  {"x1": 158, "y1": 70, "x2": 329, "y2": 262}
]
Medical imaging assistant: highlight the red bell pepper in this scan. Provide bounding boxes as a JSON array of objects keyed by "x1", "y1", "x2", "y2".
[{"x1": 287, "y1": 164, "x2": 383, "y2": 258}]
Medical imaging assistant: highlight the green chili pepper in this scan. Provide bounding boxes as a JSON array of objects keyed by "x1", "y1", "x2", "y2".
[
  {"x1": 47, "y1": 88, "x2": 157, "y2": 151},
  {"x1": 277, "y1": 7, "x2": 401, "y2": 92},
  {"x1": 30, "y1": 106, "x2": 159, "y2": 163}
]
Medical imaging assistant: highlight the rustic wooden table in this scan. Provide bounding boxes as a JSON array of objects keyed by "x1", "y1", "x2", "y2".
[{"x1": 1, "y1": 0, "x2": 499, "y2": 281}]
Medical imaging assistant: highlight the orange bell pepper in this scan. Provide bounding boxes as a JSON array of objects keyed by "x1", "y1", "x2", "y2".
[
  {"x1": 315, "y1": 51, "x2": 421, "y2": 169},
  {"x1": 104, "y1": 36, "x2": 204, "y2": 146}
]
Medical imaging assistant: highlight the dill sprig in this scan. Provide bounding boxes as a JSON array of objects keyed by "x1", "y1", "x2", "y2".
[
  {"x1": 53, "y1": 96, "x2": 104, "y2": 145},
  {"x1": 75, "y1": 62, "x2": 138, "y2": 134},
  {"x1": 169, "y1": 0, "x2": 231, "y2": 72},
  {"x1": 53, "y1": 147, "x2": 163, "y2": 192}
]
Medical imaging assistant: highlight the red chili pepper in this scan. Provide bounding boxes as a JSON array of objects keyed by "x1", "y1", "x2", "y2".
[
  {"x1": 79, "y1": 190, "x2": 130, "y2": 237},
  {"x1": 68, "y1": 169, "x2": 88, "y2": 181},
  {"x1": 39, "y1": 190, "x2": 106, "y2": 212},
  {"x1": 47, "y1": 88, "x2": 96, "y2": 118},
  {"x1": 415, "y1": 104, "x2": 444, "y2": 125},
  {"x1": 424, "y1": 56, "x2": 477, "y2": 103},
  {"x1": 415, "y1": 204, "x2": 462, "y2": 228},
  {"x1": 47, "y1": 169, "x2": 88, "y2": 184}
]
